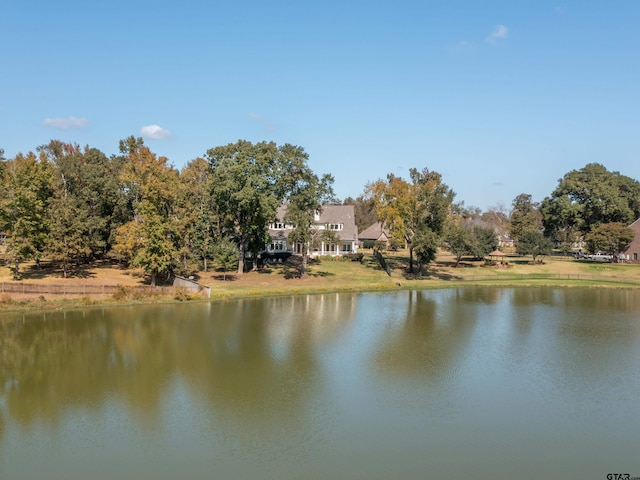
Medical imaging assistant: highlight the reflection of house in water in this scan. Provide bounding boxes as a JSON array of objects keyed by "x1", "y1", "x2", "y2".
[
  {"x1": 262, "y1": 294, "x2": 358, "y2": 360},
  {"x1": 373, "y1": 290, "x2": 480, "y2": 380}
]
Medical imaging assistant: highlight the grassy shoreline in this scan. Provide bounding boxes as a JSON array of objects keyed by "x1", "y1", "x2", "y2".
[{"x1": 1, "y1": 250, "x2": 639, "y2": 313}]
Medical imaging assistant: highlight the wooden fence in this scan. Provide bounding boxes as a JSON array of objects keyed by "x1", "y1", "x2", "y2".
[
  {"x1": 0, "y1": 283, "x2": 175, "y2": 296},
  {"x1": 374, "y1": 249, "x2": 391, "y2": 276}
]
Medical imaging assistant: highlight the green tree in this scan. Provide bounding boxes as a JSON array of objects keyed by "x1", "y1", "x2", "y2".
[
  {"x1": 413, "y1": 227, "x2": 441, "y2": 271},
  {"x1": 205, "y1": 140, "x2": 284, "y2": 275},
  {"x1": 177, "y1": 158, "x2": 217, "y2": 273},
  {"x1": 214, "y1": 237, "x2": 238, "y2": 281},
  {"x1": 366, "y1": 168, "x2": 454, "y2": 273},
  {"x1": 445, "y1": 221, "x2": 473, "y2": 267},
  {"x1": 541, "y1": 163, "x2": 640, "y2": 238},
  {"x1": 471, "y1": 225, "x2": 499, "y2": 259},
  {"x1": 0, "y1": 151, "x2": 53, "y2": 277},
  {"x1": 132, "y1": 201, "x2": 176, "y2": 286},
  {"x1": 515, "y1": 230, "x2": 553, "y2": 263},
  {"x1": 46, "y1": 192, "x2": 91, "y2": 277},
  {"x1": 37, "y1": 141, "x2": 130, "y2": 271},
  {"x1": 445, "y1": 222, "x2": 498, "y2": 266},
  {"x1": 510, "y1": 193, "x2": 542, "y2": 242},
  {"x1": 279, "y1": 144, "x2": 334, "y2": 278},
  {"x1": 584, "y1": 222, "x2": 635, "y2": 256}
]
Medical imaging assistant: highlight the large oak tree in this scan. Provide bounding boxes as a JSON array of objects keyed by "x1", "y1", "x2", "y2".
[{"x1": 541, "y1": 163, "x2": 640, "y2": 241}]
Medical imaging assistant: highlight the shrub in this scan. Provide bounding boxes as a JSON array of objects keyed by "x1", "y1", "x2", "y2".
[
  {"x1": 112, "y1": 285, "x2": 129, "y2": 300},
  {"x1": 81, "y1": 296, "x2": 94, "y2": 305},
  {"x1": 261, "y1": 252, "x2": 293, "y2": 262},
  {"x1": 345, "y1": 252, "x2": 364, "y2": 262},
  {"x1": 174, "y1": 287, "x2": 192, "y2": 301}
]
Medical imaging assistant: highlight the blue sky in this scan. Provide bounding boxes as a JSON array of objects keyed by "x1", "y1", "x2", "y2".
[{"x1": 2, "y1": 1, "x2": 639, "y2": 210}]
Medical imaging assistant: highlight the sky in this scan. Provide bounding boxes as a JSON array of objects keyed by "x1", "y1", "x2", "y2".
[{"x1": 1, "y1": 1, "x2": 639, "y2": 211}]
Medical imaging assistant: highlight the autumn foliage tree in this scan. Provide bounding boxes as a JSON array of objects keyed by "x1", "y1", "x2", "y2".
[
  {"x1": 115, "y1": 137, "x2": 179, "y2": 285},
  {"x1": 366, "y1": 168, "x2": 454, "y2": 273}
]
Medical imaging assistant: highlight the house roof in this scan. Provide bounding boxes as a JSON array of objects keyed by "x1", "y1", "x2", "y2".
[
  {"x1": 622, "y1": 218, "x2": 640, "y2": 256},
  {"x1": 272, "y1": 204, "x2": 358, "y2": 241},
  {"x1": 359, "y1": 222, "x2": 389, "y2": 241},
  {"x1": 317, "y1": 204, "x2": 358, "y2": 241}
]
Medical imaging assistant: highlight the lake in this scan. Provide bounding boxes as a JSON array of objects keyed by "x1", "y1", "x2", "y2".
[{"x1": 1, "y1": 287, "x2": 639, "y2": 479}]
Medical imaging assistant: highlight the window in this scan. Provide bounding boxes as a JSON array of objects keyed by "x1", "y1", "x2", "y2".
[
  {"x1": 270, "y1": 241, "x2": 284, "y2": 251},
  {"x1": 342, "y1": 243, "x2": 352, "y2": 252},
  {"x1": 326, "y1": 223, "x2": 343, "y2": 231},
  {"x1": 271, "y1": 222, "x2": 286, "y2": 229},
  {"x1": 634, "y1": 253, "x2": 638, "y2": 261}
]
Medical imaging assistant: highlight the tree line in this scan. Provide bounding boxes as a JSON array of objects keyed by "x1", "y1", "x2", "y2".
[
  {"x1": 363, "y1": 162, "x2": 639, "y2": 269},
  {"x1": 0, "y1": 138, "x2": 333, "y2": 282},
  {"x1": 1, "y1": 137, "x2": 638, "y2": 283}
]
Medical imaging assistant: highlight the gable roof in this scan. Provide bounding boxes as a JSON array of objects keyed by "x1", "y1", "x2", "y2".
[
  {"x1": 317, "y1": 204, "x2": 358, "y2": 241},
  {"x1": 272, "y1": 204, "x2": 358, "y2": 241},
  {"x1": 359, "y1": 222, "x2": 389, "y2": 241}
]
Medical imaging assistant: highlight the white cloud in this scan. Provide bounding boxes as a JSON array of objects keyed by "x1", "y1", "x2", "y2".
[
  {"x1": 451, "y1": 40, "x2": 472, "y2": 51},
  {"x1": 140, "y1": 124, "x2": 171, "y2": 140},
  {"x1": 248, "y1": 112, "x2": 275, "y2": 131},
  {"x1": 486, "y1": 25, "x2": 508, "y2": 42},
  {"x1": 43, "y1": 116, "x2": 88, "y2": 129}
]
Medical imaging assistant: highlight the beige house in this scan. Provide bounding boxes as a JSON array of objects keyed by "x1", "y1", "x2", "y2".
[
  {"x1": 266, "y1": 204, "x2": 358, "y2": 256},
  {"x1": 358, "y1": 222, "x2": 390, "y2": 248},
  {"x1": 621, "y1": 219, "x2": 640, "y2": 263}
]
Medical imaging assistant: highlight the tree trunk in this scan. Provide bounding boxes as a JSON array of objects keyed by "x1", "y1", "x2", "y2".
[
  {"x1": 203, "y1": 257, "x2": 208, "y2": 272},
  {"x1": 237, "y1": 242, "x2": 245, "y2": 275},
  {"x1": 300, "y1": 250, "x2": 308, "y2": 278},
  {"x1": 409, "y1": 245, "x2": 414, "y2": 274},
  {"x1": 14, "y1": 260, "x2": 19, "y2": 279},
  {"x1": 151, "y1": 271, "x2": 157, "y2": 287}
]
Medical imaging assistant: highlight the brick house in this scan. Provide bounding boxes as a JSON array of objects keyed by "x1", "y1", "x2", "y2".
[{"x1": 621, "y1": 219, "x2": 640, "y2": 263}]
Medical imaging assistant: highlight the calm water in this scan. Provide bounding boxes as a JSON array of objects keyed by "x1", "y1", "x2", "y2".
[{"x1": 1, "y1": 288, "x2": 639, "y2": 479}]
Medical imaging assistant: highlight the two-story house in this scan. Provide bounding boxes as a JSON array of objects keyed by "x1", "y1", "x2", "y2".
[{"x1": 266, "y1": 204, "x2": 358, "y2": 257}]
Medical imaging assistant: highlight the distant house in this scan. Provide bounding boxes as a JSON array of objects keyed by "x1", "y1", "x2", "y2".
[
  {"x1": 621, "y1": 219, "x2": 640, "y2": 263},
  {"x1": 358, "y1": 222, "x2": 390, "y2": 248},
  {"x1": 464, "y1": 217, "x2": 513, "y2": 248},
  {"x1": 266, "y1": 204, "x2": 358, "y2": 257}
]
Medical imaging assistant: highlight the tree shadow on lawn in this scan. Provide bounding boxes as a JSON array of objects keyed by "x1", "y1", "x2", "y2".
[
  {"x1": 212, "y1": 274, "x2": 238, "y2": 281},
  {"x1": 265, "y1": 260, "x2": 336, "y2": 280},
  {"x1": 412, "y1": 270, "x2": 463, "y2": 281},
  {"x1": 15, "y1": 262, "x2": 97, "y2": 280},
  {"x1": 307, "y1": 269, "x2": 335, "y2": 278}
]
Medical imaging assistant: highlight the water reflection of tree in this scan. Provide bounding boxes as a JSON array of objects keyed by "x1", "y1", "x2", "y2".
[
  {"x1": 373, "y1": 290, "x2": 478, "y2": 381},
  {"x1": 0, "y1": 294, "x2": 357, "y2": 440},
  {"x1": 551, "y1": 289, "x2": 640, "y2": 386}
]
